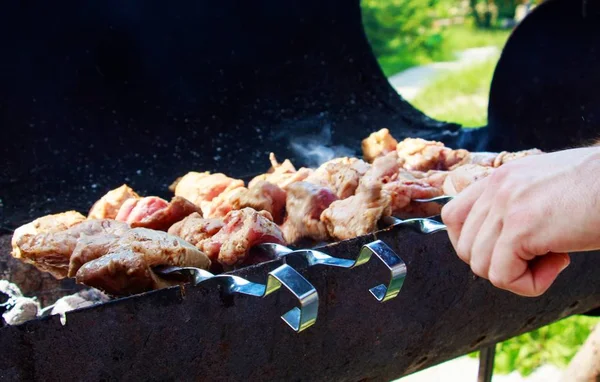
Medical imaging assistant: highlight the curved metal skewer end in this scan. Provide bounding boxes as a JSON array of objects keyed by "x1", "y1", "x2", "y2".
[
  {"x1": 255, "y1": 243, "x2": 294, "y2": 258},
  {"x1": 154, "y1": 265, "x2": 215, "y2": 285},
  {"x1": 382, "y1": 217, "x2": 448, "y2": 235},
  {"x1": 413, "y1": 195, "x2": 455, "y2": 206},
  {"x1": 360, "y1": 240, "x2": 407, "y2": 303},
  {"x1": 288, "y1": 249, "x2": 370, "y2": 269},
  {"x1": 266, "y1": 264, "x2": 319, "y2": 332}
]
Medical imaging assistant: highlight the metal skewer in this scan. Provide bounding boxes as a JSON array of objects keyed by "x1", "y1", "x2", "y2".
[
  {"x1": 154, "y1": 264, "x2": 318, "y2": 333},
  {"x1": 257, "y1": 240, "x2": 407, "y2": 303}
]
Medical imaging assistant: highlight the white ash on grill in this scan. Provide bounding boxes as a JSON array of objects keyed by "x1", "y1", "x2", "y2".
[{"x1": 1, "y1": 280, "x2": 39, "y2": 326}]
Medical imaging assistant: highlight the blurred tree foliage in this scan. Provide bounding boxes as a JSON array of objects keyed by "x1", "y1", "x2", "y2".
[{"x1": 361, "y1": 0, "x2": 449, "y2": 60}]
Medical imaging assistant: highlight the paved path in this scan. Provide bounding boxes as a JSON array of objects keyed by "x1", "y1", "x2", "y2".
[
  {"x1": 396, "y1": 355, "x2": 561, "y2": 382},
  {"x1": 387, "y1": 46, "x2": 500, "y2": 100}
]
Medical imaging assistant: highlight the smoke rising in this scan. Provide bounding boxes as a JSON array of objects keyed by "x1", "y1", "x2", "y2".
[{"x1": 290, "y1": 124, "x2": 356, "y2": 167}]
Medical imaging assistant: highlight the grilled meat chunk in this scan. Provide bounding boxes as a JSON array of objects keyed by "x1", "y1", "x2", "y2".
[
  {"x1": 305, "y1": 157, "x2": 371, "y2": 199},
  {"x1": 11, "y1": 211, "x2": 86, "y2": 259},
  {"x1": 200, "y1": 187, "x2": 244, "y2": 219},
  {"x1": 228, "y1": 181, "x2": 287, "y2": 224},
  {"x1": 450, "y1": 149, "x2": 543, "y2": 169},
  {"x1": 361, "y1": 128, "x2": 398, "y2": 163},
  {"x1": 68, "y1": 234, "x2": 122, "y2": 277},
  {"x1": 12, "y1": 219, "x2": 129, "y2": 279},
  {"x1": 396, "y1": 138, "x2": 469, "y2": 171},
  {"x1": 362, "y1": 152, "x2": 400, "y2": 184},
  {"x1": 201, "y1": 208, "x2": 286, "y2": 266},
  {"x1": 249, "y1": 153, "x2": 313, "y2": 190},
  {"x1": 443, "y1": 164, "x2": 494, "y2": 195},
  {"x1": 75, "y1": 228, "x2": 211, "y2": 296},
  {"x1": 281, "y1": 182, "x2": 338, "y2": 243},
  {"x1": 201, "y1": 181, "x2": 287, "y2": 222},
  {"x1": 173, "y1": 171, "x2": 244, "y2": 206},
  {"x1": 88, "y1": 184, "x2": 140, "y2": 219},
  {"x1": 321, "y1": 180, "x2": 391, "y2": 241},
  {"x1": 115, "y1": 196, "x2": 201, "y2": 231},
  {"x1": 383, "y1": 180, "x2": 443, "y2": 218},
  {"x1": 167, "y1": 212, "x2": 224, "y2": 249}
]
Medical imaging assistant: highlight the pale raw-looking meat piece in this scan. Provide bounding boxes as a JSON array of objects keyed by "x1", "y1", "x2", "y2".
[
  {"x1": 361, "y1": 128, "x2": 399, "y2": 163},
  {"x1": 88, "y1": 184, "x2": 140, "y2": 219},
  {"x1": 450, "y1": 152, "x2": 498, "y2": 169},
  {"x1": 75, "y1": 228, "x2": 211, "y2": 296},
  {"x1": 249, "y1": 153, "x2": 313, "y2": 190},
  {"x1": 167, "y1": 212, "x2": 224, "y2": 249},
  {"x1": 12, "y1": 219, "x2": 130, "y2": 279},
  {"x1": 360, "y1": 152, "x2": 400, "y2": 185},
  {"x1": 201, "y1": 181, "x2": 287, "y2": 222},
  {"x1": 321, "y1": 181, "x2": 391, "y2": 241},
  {"x1": 396, "y1": 138, "x2": 469, "y2": 171},
  {"x1": 200, "y1": 187, "x2": 245, "y2": 219},
  {"x1": 383, "y1": 179, "x2": 444, "y2": 218},
  {"x1": 449, "y1": 149, "x2": 543, "y2": 170},
  {"x1": 492, "y1": 149, "x2": 543, "y2": 167},
  {"x1": 11, "y1": 211, "x2": 86, "y2": 258},
  {"x1": 443, "y1": 164, "x2": 495, "y2": 196},
  {"x1": 305, "y1": 157, "x2": 371, "y2": 199},
  {"x1": 201, "y1": 208, "x2": 286, "y2": 266},
  {"x1": 228, "y1": 181, "x2": 287, "y2": 224},
  {"x1": 281, "y1": 182, "x2": 338, "y2": 243},
  {"x1": 172, "y1": 171, "x2": 244, "y2": 206},
  {"x1": 115, "y1": 196, "x2": 201, "y2": 231}
]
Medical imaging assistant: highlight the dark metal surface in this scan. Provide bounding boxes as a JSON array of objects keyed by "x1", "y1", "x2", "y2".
[
  {"x1": 0, "y1": 0, "x2": 461, "y2": 230},
  {"x1": 462, "y1": 0, "x2": 600, "y2": 152},
  {"x1": 1, "y1": 225, "x2": 599, "y2": 381},
  {"x1": 478, "y1": 345, "x2": 496, "y2": 382}
]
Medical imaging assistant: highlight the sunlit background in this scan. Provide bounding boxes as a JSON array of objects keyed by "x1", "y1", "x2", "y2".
[{"x1": 360, "y1": 0, "x2": 600, "y2": 379}]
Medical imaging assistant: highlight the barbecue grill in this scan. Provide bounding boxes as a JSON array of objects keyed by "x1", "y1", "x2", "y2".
[{"x1": 2, "y1": 0, "x2": 600, "y2": 380}]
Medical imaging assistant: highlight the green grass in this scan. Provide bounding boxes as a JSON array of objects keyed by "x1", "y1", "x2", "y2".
[
  {"x1": 377, "y1": 25, "x2": 512, "y2": 77},
  {"x1": 441, "y1": 25, "x2": 512, "y2": 53},
  {"x1": 410, "y1": 59, "x2": 498, "y2": 127},
  {"x1": 470, "y1": 316, "x2": 599, "y2": 376},
  {"x1": 408, "y1": 49, "x2": 600, "y2": 377}
]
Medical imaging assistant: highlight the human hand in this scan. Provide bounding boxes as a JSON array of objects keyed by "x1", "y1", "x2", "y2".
[{"x1": 441, "y1": 147, "x2": 600, "y2": 296}]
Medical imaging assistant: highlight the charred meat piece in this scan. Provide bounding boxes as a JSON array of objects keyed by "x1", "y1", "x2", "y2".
[
  {"x1": 173, "y1": 171, "x2": 244, "y2": 206},
  {"x1": 443, "y1": 164, "x2": 494, "y2": 196},
  {"x1": 88, "y1": 184, "x2": 140, "y2": 219},
  {"x1": 281, "y1": 182, "x2": 338, "y2": 244},
  {"x1": 249, "y1": 153, "x2": 313, "y2": 190},
  {"x1": 12, "y1": 219, "x2": 130, "y2": 279},
  {"x1": 396, "y1": 138, "x2": 469, "y2": 171},
  {"x1": 75, "y1": 228, "x2": 211, "y2": 296},
  {"x1": 167, "y1": 212, "x2": 224, "y2": 249},
  {"x1": 201, "y1": 208, "x2": 286, "y2": 266},
  {"x1": 305, "y1": 157, "x2": 371, "y2": 199},
  {"x1": 228, "y1": 181, "x2": 287, "y2": 224},
  {"x1": 11, "y1": 211, "x2": 86, "y2": 258},
  {"x1": 361, "y1": 128, "x2": 398, "y2": 163},
  {"x1": 115, "y1": 196, "x2": 201, "y2": 231},
  {"x1": 321, "y1": 180, "x2": 391, "y2": 241}
]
